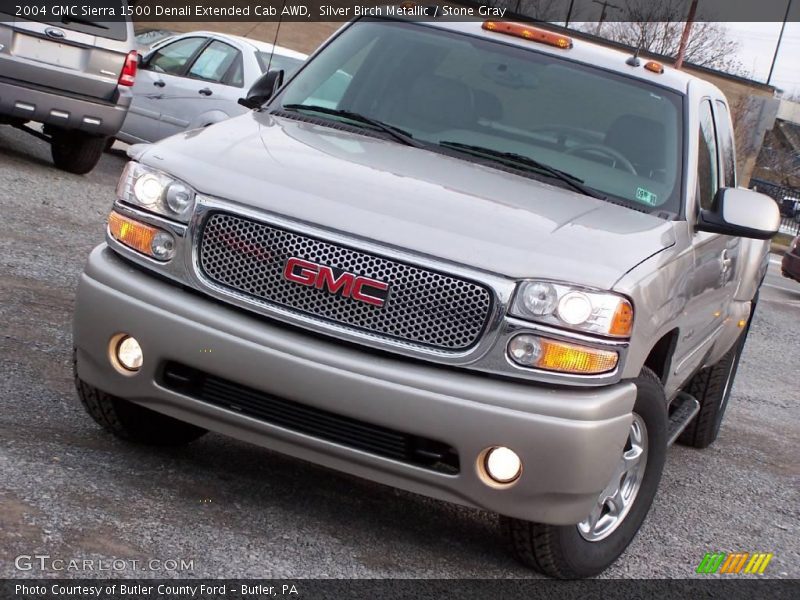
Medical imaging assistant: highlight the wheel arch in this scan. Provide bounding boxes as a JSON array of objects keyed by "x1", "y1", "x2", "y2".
[{"x1": 643, "y1": 329, "x2": 679, "y2": 387}]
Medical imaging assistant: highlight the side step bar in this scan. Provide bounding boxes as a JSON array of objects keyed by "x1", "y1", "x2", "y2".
[{"x1": 667, "y1": 392, "x2": 701, "y2": 446}]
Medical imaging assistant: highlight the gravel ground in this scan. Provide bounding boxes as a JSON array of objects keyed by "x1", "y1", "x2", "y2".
[{"x1": 1, "y1": 125, "x2": 798, "y2": 580}]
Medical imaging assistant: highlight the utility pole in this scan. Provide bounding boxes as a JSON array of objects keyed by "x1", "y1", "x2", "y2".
[
  {"x1": 768, "y1": 0, "x2": 793, "y2": 85},
  {"x1": 593, "y1": 0, "x2": 621, "y2": 36},
  {"x1": 674, "y1": 0, "x2": 699, "y2": 70}
]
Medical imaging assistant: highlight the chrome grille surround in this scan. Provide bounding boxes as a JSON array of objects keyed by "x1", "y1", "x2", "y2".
[
  {"x1": 196, "y1": 212, "x2": 493, "y2": 351},
  {"x1": 106, "y1": 196, "x2": 629, "y2": 385}
]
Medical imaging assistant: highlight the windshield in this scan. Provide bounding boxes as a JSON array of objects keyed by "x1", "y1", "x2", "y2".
[
  {"x1": 276, "y1": 20, "x2": 684, "y2": 214},
  {"x1": 256, "y1": 52, "x2": 304, "y2": 77}
]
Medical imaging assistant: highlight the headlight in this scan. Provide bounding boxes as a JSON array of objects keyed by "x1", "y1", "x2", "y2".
[
  {"x1": 116, "y1": 162, "x2": 196, "y2": 222},
  {"x1": 511, "y1": 281, "x2": 633, "y2": 338}
]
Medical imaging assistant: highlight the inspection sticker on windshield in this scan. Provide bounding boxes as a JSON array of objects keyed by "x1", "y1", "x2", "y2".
[{"x1": 635, "y1": 187, "x2": 658, "y2": 205}]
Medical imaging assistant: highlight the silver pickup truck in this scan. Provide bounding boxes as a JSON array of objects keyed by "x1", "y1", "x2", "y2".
[{"x1": 72, "y1": 18, "x2": 780, "y2": 578}]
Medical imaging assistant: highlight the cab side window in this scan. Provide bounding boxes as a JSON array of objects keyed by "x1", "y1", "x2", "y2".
[
  {"x1": 714, "y1": 100, "x2": 736, "y2": 188},
  {"x1": 697, "y1": 100, "x2": 719, "y2": 211},
  {"x1": 147, "y1": 37, "x2": 206, "y2": 76}
]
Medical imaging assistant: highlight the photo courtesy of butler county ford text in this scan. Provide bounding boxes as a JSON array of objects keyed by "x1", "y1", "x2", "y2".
[{"x1": 1, "y1": 0, "x2": 799, "y2": 597}]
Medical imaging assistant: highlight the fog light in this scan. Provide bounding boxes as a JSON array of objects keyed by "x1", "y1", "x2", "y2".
[
  {"x1": 115, "y1": 335, "x2": 143, "y2": 371},
  {"x1": 484, "y1": 446, "x2": 522, "y2": 484}
]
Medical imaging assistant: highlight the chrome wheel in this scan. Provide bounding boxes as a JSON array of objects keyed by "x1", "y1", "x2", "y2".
[{"x1": 578, "y1": 413, "x2": 648, "y2": 542}]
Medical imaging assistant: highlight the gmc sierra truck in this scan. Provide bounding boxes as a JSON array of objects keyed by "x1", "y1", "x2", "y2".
[{"x1": 72, "y1": 18, "x2": 780, "y2": 578}]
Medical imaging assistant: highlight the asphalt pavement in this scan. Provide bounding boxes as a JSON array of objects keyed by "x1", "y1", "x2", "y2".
[{"x1": 1, "y1": 125, "x2": 798, "y2": 579}]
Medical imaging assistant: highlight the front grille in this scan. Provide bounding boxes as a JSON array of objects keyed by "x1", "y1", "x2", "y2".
[
  {"x1": 197, "y1": 213, "x2": 493, "y2": 350},
  {"x1": 161, "y1": 362, "x2": 460, "y2": 474}
]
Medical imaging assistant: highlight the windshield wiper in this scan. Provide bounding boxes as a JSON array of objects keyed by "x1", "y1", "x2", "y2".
[
  {"x1": 280, "y1": 104, "x2": 425, "y2": 148},
  {"x1": 437, "y1": 141, "x2": 606, "y2": 199}
]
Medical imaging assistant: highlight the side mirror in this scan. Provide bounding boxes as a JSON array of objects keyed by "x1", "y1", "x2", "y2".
[
  {"x1": 696, "y1": 188, "x2": 780, "y2": 240},
  {"x1": 238, "y1": 69, "x2": 284, "y2": 110}
]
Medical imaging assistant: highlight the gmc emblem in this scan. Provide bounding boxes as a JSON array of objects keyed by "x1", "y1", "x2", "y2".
[{"x1": 283, "y1": 257, "x2": 390, "y2": 308}]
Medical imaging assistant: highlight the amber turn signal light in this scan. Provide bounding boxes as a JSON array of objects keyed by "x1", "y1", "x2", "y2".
[
  {"x1": 108, "y1": 211, "x2": 176, "y2": 262},
  {"x1": 609, "y1": 300, "x2": 634, "y2": 337},
  {"x1": 508, "y1": 334, "x2": 619, "y2": 375},
  {"x1": 108, "y1": 211, "x2": 158, "y2": 256}
]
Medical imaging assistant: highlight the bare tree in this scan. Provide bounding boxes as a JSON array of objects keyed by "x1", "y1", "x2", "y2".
[
  {"x1": 756, "y1": 125, "x2": 800, "y2": 188},
  {"x1": 729, "y1": 94, "x2": 763, "y2": 177},
  {"x1": 570, "y1": 0, "x2": 743, "y2": 73}
]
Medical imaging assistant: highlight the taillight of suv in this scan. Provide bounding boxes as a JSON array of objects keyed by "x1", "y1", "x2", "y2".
[{"x1": 118, "y1": 51, "x2": 138, "y2": 87}]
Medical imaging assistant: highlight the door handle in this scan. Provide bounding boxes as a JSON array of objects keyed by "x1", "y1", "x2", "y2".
[
  {"x1": 199, "y1": 88, "x2": 213, "y2": 96},
  {"x1": 153, "y1": 80, "x2": 165, "y2": 87},
  {"x1": 721, "y1": 249, "x2": 733, "y2": 272}
]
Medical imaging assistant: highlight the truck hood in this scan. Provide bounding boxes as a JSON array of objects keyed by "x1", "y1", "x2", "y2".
[{"x1": 138, "y1": 112, "x2": 676, "y2": 289}]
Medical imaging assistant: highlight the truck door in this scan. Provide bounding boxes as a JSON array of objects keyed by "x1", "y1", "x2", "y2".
[{"x1": 681, "y1": 99, "x2": 741, "y2": 376}]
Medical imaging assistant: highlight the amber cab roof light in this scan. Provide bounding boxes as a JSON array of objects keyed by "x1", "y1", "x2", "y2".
[
  {"x1": 644, "y1": 60, "x2": 665, "y2": 74},
  {"x1": 482, "y1": 21, "x2": 573, "y2": 49}
]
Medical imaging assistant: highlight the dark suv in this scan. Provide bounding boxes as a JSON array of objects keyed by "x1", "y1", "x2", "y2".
[
  {"x1": 782, "y1": 235, "x2": 800, "y2": 283},
  {"x1": 0, "y1": 4, "x2": 136, "y2": 173}
]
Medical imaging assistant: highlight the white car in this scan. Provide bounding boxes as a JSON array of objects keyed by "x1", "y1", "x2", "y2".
[{"x1": 118, "y1": 31, "x2": 306, "y2": 144}]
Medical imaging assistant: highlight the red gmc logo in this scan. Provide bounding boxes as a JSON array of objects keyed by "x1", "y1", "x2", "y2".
[{"x1": 283, "y1": 257, "x2": 390, "y2": 308}]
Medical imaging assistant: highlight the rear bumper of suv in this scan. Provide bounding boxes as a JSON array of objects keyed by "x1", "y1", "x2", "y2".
[
  {"x1": 73, "y1": 245, "x2": 636, "y2": 525},
  {"x1": 0, "y1": 77, "x2": 131, "y2": 136}
]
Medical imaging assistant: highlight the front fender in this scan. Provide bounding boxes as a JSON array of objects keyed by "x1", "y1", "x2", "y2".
[{"x1": 734, "y1": 237, "x2": 770, "y2": 301}]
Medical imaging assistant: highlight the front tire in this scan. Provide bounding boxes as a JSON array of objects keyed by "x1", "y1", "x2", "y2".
[
  {"x1": 74, "y1": 354, "x2": 207, "y2": 446},
  {"x1": 502, "y1": 368, "x2": 667, "y2": 579},
  {"x1": 51, "y1": 129, "x2": 106, "y2": 174}
]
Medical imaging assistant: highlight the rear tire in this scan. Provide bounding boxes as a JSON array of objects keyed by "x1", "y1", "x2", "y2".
[
  {"x1": 51, "y1": 130, "x2": 106, "y2": 174},
  {"x1": 502, "y1": 368, "x2": 667, "y2": 578},
  {"x1": 74, "y1": 354, "x2": 206, "y2": 446}
]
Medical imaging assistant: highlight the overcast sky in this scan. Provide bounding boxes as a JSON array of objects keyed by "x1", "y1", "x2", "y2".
[{"x1": 725, "y1": 21, "x2": 800, "y2": 94}]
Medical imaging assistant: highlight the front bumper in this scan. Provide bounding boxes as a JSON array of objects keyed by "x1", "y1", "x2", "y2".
[
  {"x1": 0, "y1": 77, "x2": 130, "y2": 136},
  {"x1": 782, "y1": 251, "x2": 800, "y2": 283},
  {"x1": 73, "y1": 245, "x2": 636, "y2": 525}
]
